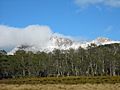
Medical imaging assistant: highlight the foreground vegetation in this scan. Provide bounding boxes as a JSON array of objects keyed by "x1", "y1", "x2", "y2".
[
  {"x1": 0, "y1": 76, "x2": 120, "y2": 84},
  {"x1": 0, "y1": 76, "x2": 120, "y2": 90},
  {"x1": 0, "y1": 83, "x2": 120, "y2": 90},
  {"x1": 0, "y1": 43, "x2": 120, "y2": 78}
]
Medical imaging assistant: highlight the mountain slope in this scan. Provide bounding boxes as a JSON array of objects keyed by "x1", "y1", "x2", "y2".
[{"x1": 7, "y1": 35, "x2": 120, "y2": 55}]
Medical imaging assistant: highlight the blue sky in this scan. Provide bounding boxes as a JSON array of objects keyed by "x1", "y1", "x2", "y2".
[{"x1": 0, "y1": 0, "x2": 120, "y2": 40}]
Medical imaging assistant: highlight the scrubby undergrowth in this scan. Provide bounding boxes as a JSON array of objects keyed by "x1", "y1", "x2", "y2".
[{"x1": 0, "y1": 76, "x2": 120, "y2": 84}]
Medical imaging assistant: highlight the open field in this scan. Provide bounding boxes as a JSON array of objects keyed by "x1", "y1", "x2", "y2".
[
  {"x1": 0, "y1": 84, "x2": 120, "y2": 90},
  {"x1": 0, "y1": 76, "x2": 120, "y2": 90},
  {"x1": 0, "y1": 76, "x2": 120, "y2": 84}
]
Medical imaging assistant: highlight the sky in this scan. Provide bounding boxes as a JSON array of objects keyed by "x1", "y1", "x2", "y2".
[{"x1": 0, "y1": 0, "x2": 120, "y2": 41}]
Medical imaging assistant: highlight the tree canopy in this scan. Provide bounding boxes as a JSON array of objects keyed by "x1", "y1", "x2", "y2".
[{"x1": 0, "y1": 43, "x2": 120, "y2": 79}]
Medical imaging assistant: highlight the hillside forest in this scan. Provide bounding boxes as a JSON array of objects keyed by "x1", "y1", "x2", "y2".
[{"x1": 0, "y1": 43, "x2": 120, "y2": 79}]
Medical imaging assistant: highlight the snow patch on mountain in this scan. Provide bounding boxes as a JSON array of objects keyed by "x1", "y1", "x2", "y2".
[
  {"x1": 7, "y1": 35, "x2": 120, "y2": 55},
  {"x1": 90, "y1": 37, "x2": 120, "y2": 45}
]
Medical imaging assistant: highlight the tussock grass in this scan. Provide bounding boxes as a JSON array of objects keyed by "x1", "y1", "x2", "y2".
[
  {"x1": 0, "y1": 76, "x2": 120, "y2": 84},
  {"x1": 0, "y1": 84, "x2": 120, "y2": 90}
]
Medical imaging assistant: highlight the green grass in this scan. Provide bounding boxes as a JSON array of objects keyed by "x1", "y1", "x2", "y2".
[{"x1": 0, "y1": 76, "x2": 120, "y2": 84}]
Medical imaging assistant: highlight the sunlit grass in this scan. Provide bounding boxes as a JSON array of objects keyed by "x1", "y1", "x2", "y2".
[
  {"x1": 0, "y1": 84, "x2": 120, "y2": 90},
  {"x1": 0, "y1": 76, "x2": 120, "y2": 84}
]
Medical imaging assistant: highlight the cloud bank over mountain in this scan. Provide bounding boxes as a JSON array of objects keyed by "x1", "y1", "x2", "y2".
[
  {"x1": 75, "y1": 0, "x2": 120, "y2": 8},
  {"x1": 0, "y1": 25, "x2": 52, "y2": 49}
]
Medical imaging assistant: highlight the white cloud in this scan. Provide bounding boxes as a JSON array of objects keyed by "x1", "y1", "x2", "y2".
[
  {"x1": 0, "y1": 25, "x2": 52, "y2": 49},
  {"x1": 0, "y1": 25, "x2": 88, "y2": 51},
  {"x1": 74, "y1": 0, "x2": 120, "y2": 8}
]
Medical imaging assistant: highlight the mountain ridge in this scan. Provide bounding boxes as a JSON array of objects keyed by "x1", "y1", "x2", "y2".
[{"x1": 7, "y1": 35, "x2": 120, "y2": 55}]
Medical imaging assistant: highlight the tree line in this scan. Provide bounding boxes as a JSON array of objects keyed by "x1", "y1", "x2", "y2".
[{"x1": 0, "y1": 43, "x2": 120, "y2": 79}]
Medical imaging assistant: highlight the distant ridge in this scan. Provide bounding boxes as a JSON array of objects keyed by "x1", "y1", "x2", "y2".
[{"x1": 8, "y1": 35, "x2": 120, "y2": 55}]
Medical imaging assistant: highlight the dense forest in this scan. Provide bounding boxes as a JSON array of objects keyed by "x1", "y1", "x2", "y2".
[{"x1": 0, "y1": 43, "x2": 120, "y2": 79}]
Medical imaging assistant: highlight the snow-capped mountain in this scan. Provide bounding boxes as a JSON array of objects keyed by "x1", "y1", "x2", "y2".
[
  {"x1": 7, "y1": 35, "x2": 120, "y2": 55},
  {"x1": 8, "y1": 35, "x2": 77, "y2": 55},
  {"x1": 90, "y1": 37, "x2": 120, "y2": 45}
]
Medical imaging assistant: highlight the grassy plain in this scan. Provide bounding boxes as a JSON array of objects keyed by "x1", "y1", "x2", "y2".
[
  {"x1": 0, "y1": 84, "x2": 120, "y2": 90},
  {"x1": 0, "y1": 76, "x2": 120, "y2": 84},
  {"x1": 0, "y1": 76, "x2": 120, "y2": 90}
]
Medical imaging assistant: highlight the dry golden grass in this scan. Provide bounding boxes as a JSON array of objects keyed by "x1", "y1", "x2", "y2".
[{"x1": 0, "y1": 84, "x2": 120, "y2": 90}]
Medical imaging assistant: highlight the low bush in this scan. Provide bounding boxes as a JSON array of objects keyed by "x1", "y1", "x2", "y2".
[{"x1": 0, "y1": 76, "x2": 120, "y2": 84}]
